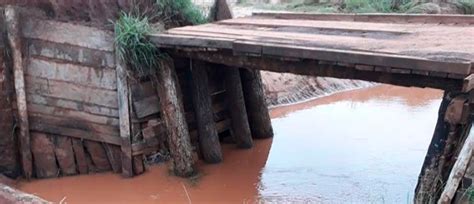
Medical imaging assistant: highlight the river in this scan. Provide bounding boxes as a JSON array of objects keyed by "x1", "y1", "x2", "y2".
[{"x1": 18, "y1": 85, "x2": 443, "y2": 203}]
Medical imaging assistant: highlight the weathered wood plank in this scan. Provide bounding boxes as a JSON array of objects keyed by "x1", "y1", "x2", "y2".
[
  {"x1": 240, "y1": 69, "x2": 274, "y2": 139},
  {"x1": 260, "y1": 43, "x2": 471, "y2": 75},
  {"x1": 156, "y1": 58, "x2": 195, "y2": 177},
  {"x1": 5, "y1": 6, "x2": 33, "y2": 179},
  {"x1": 71, "y1": 139, "x2": 88, "y2": 174},
  {"x1": 22, "y1": 18, "x2": 114, "y2": 51},
  {"x1": 133, "y1": 96, "x2": 160, "y2": 119},
  {"x1": 53, "y1": 136, "x2": 77, "y2": 176},
  {"x1": 133, "y1": 155, "x2": 145, "y2": 175},
  {"x1": 103, "y1": 144, "x2": 122, "y2": 174},
  {"x1": 438, "y1": 122, "x2": 474, "y2": 204},
  {"x1": 25, "y1": 76, "x2": 118, "y2": 108},
  {"x1": 83, "y1": 141, "x2": 112, "y2": 172},
  {"x1": 252, "y1": 12, "x2": 474, "y2": 24},
  {"x1": 191, "y1": 60, "x2": 223, "y2": 163},
  {"x1": 30, "y1": 132, "x2": 58, "y2": 178},
  {"x1": 26, "y1": 93, "x2": 119, "y2": 118},
  {"x1": 28, "y1": 103, "x2": 120, "y2": 127},
  {"x1": 115, "y1": 44, "x2": 133, "y2": 178},
  {"x1": 29, "y1": 113, "x2": 119, "y2": 137},
  {"x1": 28, "y1": 39, "x2": 115, "y2": 68},
  {"x1": 149, "y1": 34, "x2": 233, "y2": 49},
  {"x1": 462, "y1": 74, "x2": 474, "y2": 92},
  {"x1": 26, "y1": 58, "x2": 117, "y2": 90},
  {"x1": 223, "y1": 67, "x2": 253, "y2": 148},
  {"x1": 29, "y1": 119, "x2": 121, "y2": 145},
  {"x1": 175, "y1": 51, "x2": 464, "y2": 91}
]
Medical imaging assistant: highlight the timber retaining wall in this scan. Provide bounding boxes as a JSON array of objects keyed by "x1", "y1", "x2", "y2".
[{"x1": 0, "y1": 8, "x2": 232, "y2": 179}]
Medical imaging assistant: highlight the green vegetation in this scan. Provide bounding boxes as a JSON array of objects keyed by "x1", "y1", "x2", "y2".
[
  {"x1": 114, "y1": 0, "x2": 207, "y2": 77},
  {"x1": 342, "y1": 0, "x2": 414, "y2": 13},
  {"x1": 115, "y1": 12, "x2": 164, "y2": 77},
  {"x1": 156, "y1": 0, "x2": 207, "y2": 26},
  {"x1": 456, "y1": 0, "x2": 474, "y2": 14}
]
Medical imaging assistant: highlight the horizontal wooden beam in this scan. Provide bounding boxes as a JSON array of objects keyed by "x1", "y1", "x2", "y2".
[
  {"x1": 172, "y1": 50, "x2": 464, "y2": 91},
  {"x1": 150, "y1": 34, "x2": 471, "y2": 76},
  {"x1": 252, "y1": 12, "x2": 474, "y2": 24}
]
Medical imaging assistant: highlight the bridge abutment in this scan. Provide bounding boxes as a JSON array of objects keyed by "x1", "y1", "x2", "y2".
[{"x1": 415, "y1": 91, "x2": 471, "y2": 203}]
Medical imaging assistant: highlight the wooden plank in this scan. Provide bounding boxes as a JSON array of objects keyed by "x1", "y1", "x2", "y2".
[
  {"x1": 438, "y1": 122, "x2": 474, "y2": 204},
  {"x1": 22, "y1": 18, "x2": 114, "y2": 51},
  {"x1": 156, "y1": 58, "x2": 195, "y2": 177},
  {"x1": 25, "y1": 76, "x2": 118, "y2": 108},
  {"x1": 29, "y1": 119, "x2": 121, "y2": 145},
  {"x1": 28, "y1": 103, "x2": 120, "y2": 127},
  {"x1": 131, "y1": 80, "x2": 157, "y2": 101},
  {"x1": 26, "y1": 58, "x2": 117, "y2": 90},
  {"x1": 149, "y1": 33, "x2": 233, "y2": 49},
  {"x1": 219, "y1": 18, "x2": 413, "y2": 34},
  {"x1": 71, "y1": 139, "x2": 88, "y2": 174},
  {"x1": 252, "y1": 12, "x2": 474, "y2": 24},
  {"x1": 53, "y1": 135, "x2": 77, "y2": 176},
  {"x1": 260, "y1": 44, "x2": 471, "y2": 75},
  {"x1": 191, "y1": 60, "x2": 223, "y2": 163},
  {"x1": 115, "y1": 44, "x2": 133, "y2": 178},
  {"x1": 29, "y1": 113, "x2": 119, "y2": 137},
  {"x1": 103, "y1": 144, "x2": 122, "y2": 174},
  {"x1": 30, "y1": 132, "x2": 58, "y2": 178},
  {"x1": 28, "y1": 39, "x2": 115, "y2": 68},
  {"x1": 133, "y1": 96, "x2": 160, "y2": 119},
  {"x1": 355, "y1": 64, "x2": 374, "y2": 71},
  {"x1": 83, "y1": 141, "x2": 112, "y2": 172},
  {"x1": 5, "y1": 6, "x2": 33, "y2": 179},
  {"x1": 176, "y1": 51, "x2": 463, "y2": 92},
  {"x1": 133, "y1": 155, "x2": 145, "y2": 175},
  {"x1": 463, "y1": 74, "x2": 474, "y2": 92},
  {"x1": 26, "y1": 93, "x2": 119, "y2": 118}
]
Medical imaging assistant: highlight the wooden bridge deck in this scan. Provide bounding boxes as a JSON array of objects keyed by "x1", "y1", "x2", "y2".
[{"x1": 150, "y1": 12, "x2": 474, "y2": 91}]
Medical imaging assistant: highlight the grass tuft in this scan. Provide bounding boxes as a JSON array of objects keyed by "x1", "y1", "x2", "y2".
[
  {"x1": 114, "y1": 12, "x2": 165, "y2": 78},
  {"x1": 156, "y1": 0, "x2": 208, "y2": 27}
]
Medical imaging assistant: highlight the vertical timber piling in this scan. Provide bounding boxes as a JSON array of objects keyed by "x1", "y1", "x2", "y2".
[
  {"x1": 415, "y1": 90, "x2": 472, "y2": 203},
  {"x1": 210, "y1": 0, "x2": 253, "y2": 148},
  {"x1": 224, "y1": 67, "x2": 253, "y2": 148},
  {"x1": 191, "y1": 60, "x2": 223, "y2": 163},
  {"x1": 5, "y1": 6, "x2": 33, "y2": 179},
  {"x1": 0, "y1": 9, "x2": 19, "y2": 178},
  {"x1": 115, "y1": 43, "x2": 134, "y2": 178},
  {"x1": 157, "y1": 58, "x2": 195, "y2": 176},
  {"x1": 240, "y1": 69, "x2": 274, "y2": 139}
]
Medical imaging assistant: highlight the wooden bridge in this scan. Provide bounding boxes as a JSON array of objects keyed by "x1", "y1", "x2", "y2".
[{"x1": 150, "y1": 12, "x2": 474, "y2": 203}]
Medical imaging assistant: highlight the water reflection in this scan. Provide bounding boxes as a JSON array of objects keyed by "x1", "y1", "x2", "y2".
[{"x1": 262, "y1": 85, "x2": 443, "y2": 203}]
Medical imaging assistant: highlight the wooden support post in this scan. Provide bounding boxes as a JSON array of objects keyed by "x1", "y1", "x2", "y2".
[
  {"x1": 438, "y1": 122, "x2": 474, "y2": 204},
  {"x1": 240, "y1": 69, "x2": 274, "y2": 139},
  {"x1": 191, "y1": 60, "x2": 223, "y2": 163},
  {"x1": 4, "y1": 6, "x2": 33, "y2": 179},
  {"x1": 224, "y1": 67, "x2": 253, "y2": 149},
  {"x1": 156, "y1": 58, "x2": 195, "y2": 177},
  {"x1": 416, "y1": 91, "x2": 451, "y2": 203},
  {"x1": 115, "y1": 44, "x2": 133, "y2": 178}
]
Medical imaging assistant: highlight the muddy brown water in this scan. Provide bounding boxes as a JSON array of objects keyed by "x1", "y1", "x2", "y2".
[{"x1": 18, "y1": 85, "x2": 442, "y2": 203}]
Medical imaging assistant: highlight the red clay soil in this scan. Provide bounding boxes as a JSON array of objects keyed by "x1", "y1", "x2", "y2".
[{"x1": 0, "y1": 0, "x2": 154, "y2": 28}]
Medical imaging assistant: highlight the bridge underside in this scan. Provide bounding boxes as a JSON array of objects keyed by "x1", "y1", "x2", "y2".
[
  {"x1": 151, "y1": 13, "x2": 474, "y2": 203},
  {"x1": 171, "y1": 49, "x2": 465, "y2": 91}
]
